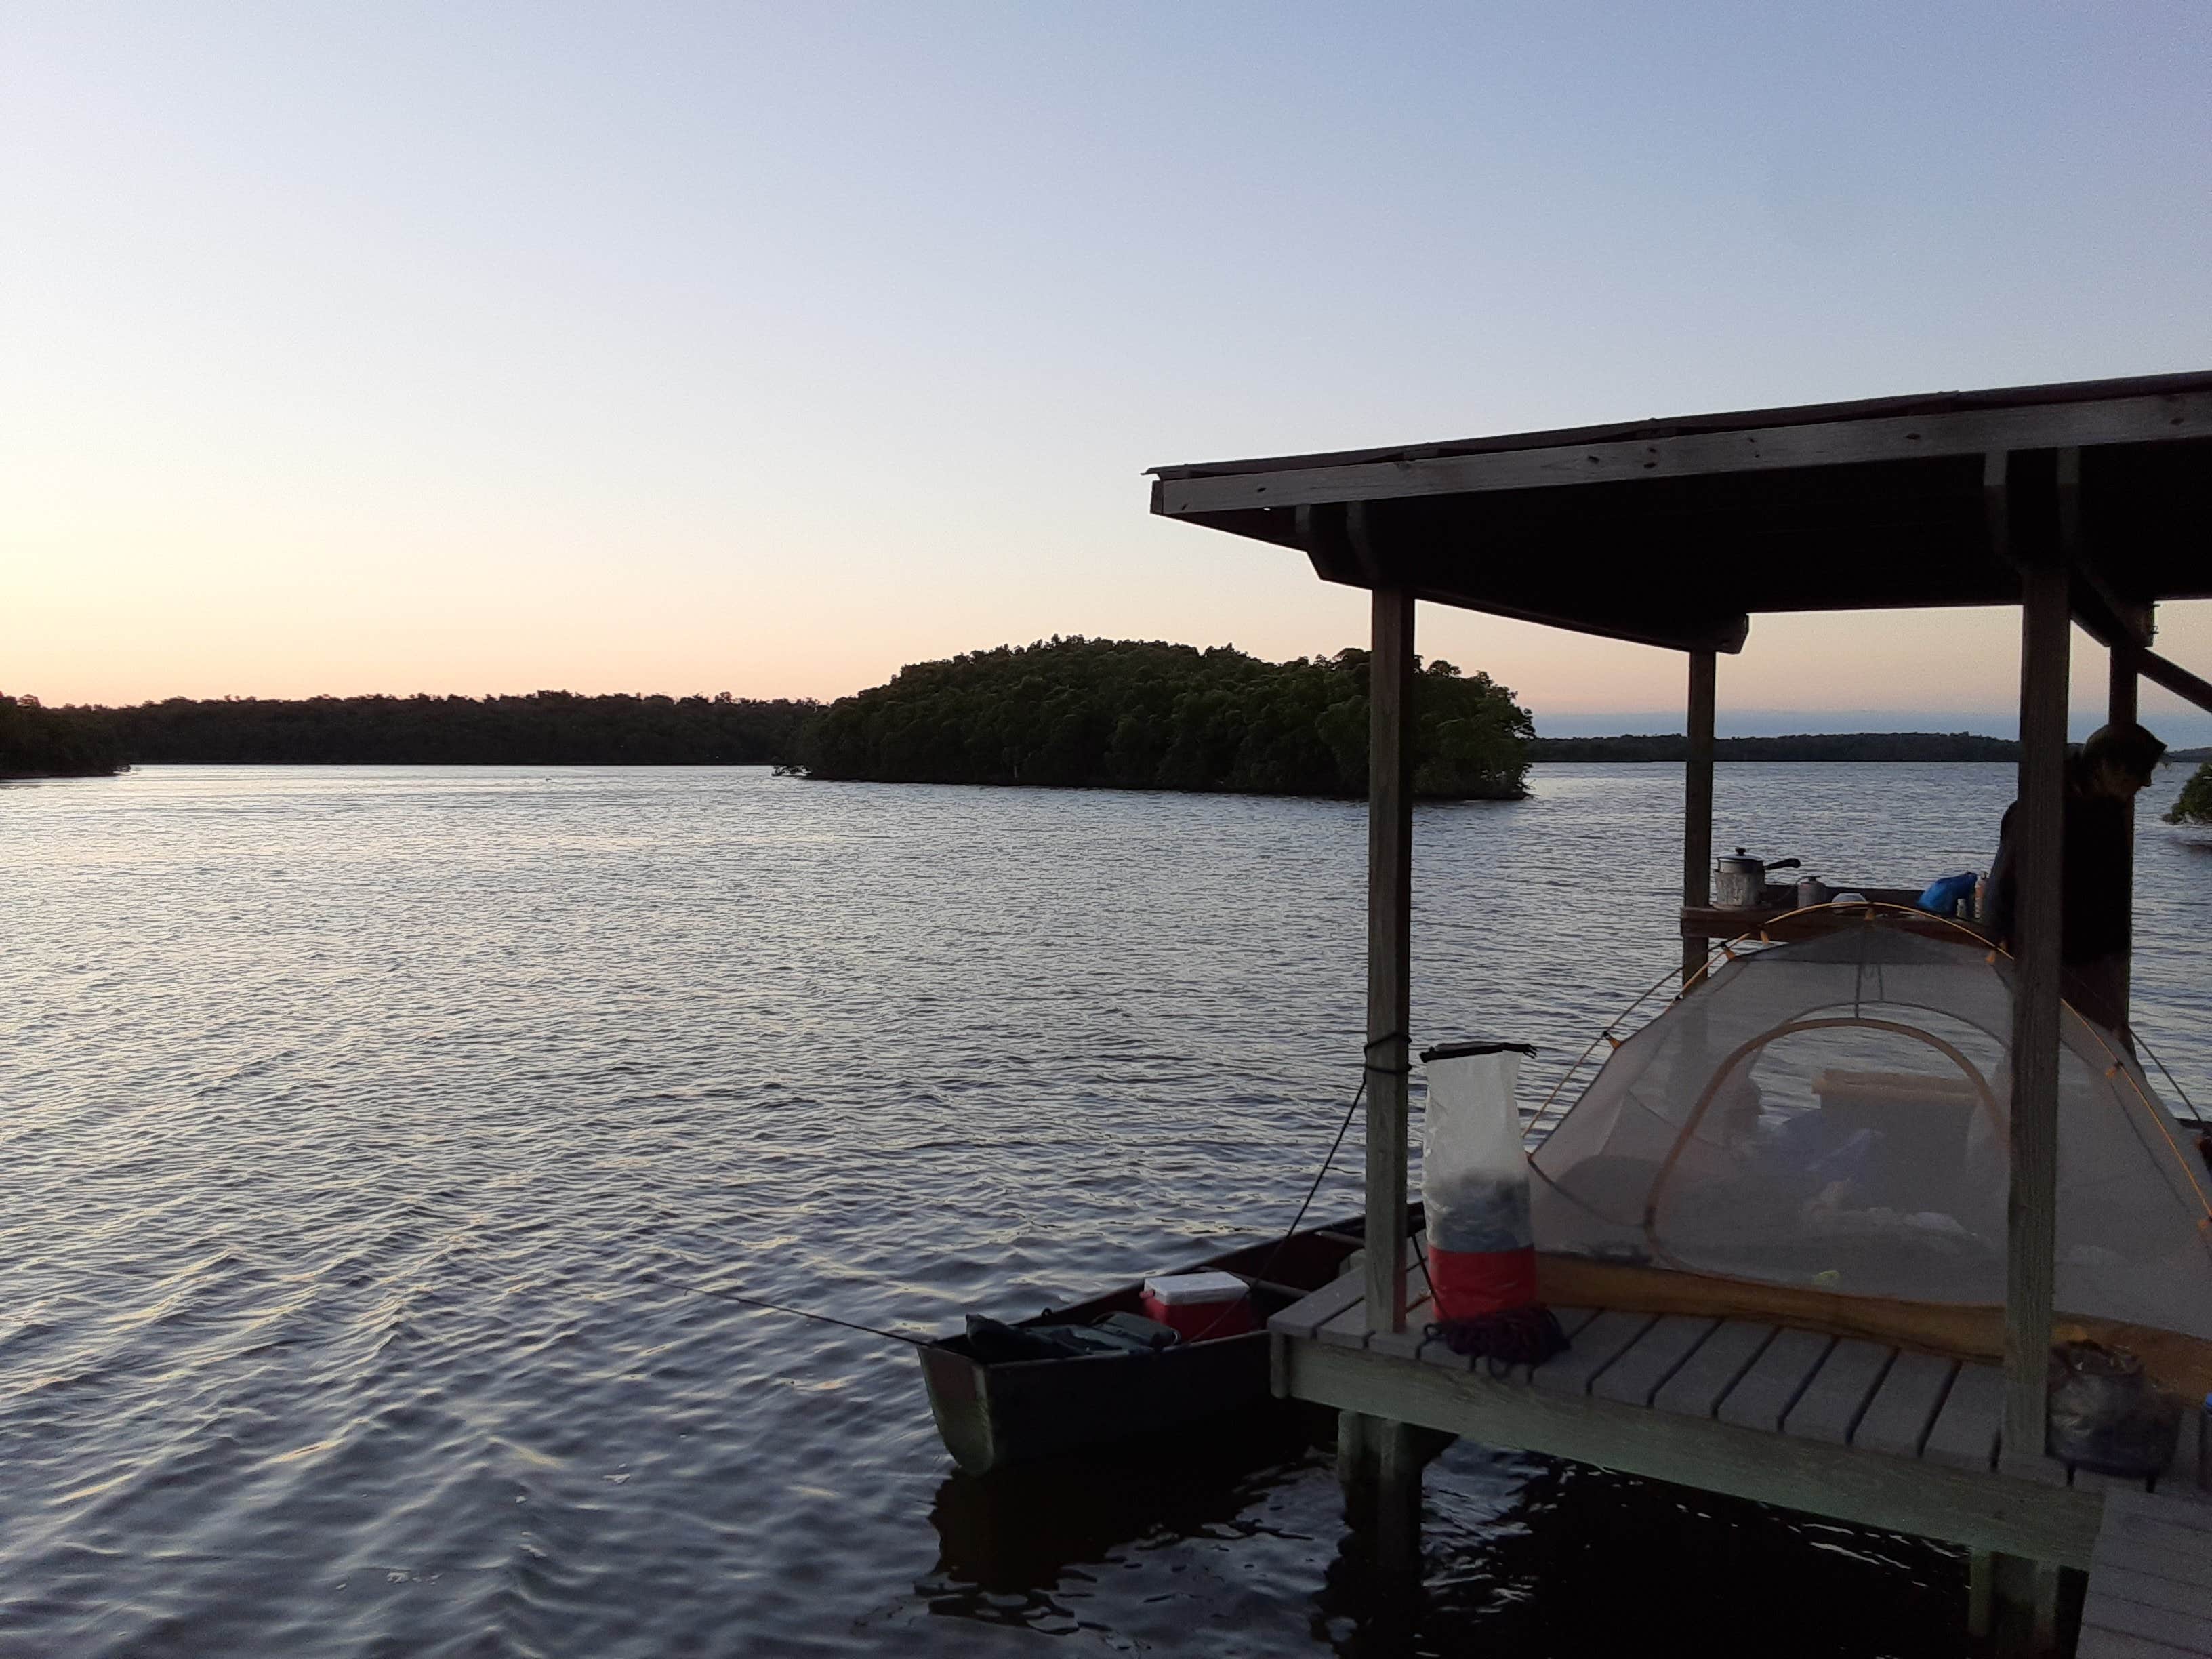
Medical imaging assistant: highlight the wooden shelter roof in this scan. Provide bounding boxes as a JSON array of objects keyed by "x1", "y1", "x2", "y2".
[{"x1": 1149, "y1": 370, "x2": 2212, "y2": 655}]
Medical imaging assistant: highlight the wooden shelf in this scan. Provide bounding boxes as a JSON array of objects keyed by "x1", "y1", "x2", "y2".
[{"x1": 1680, "y1": 887, "x2": 1987, "y2": 945}]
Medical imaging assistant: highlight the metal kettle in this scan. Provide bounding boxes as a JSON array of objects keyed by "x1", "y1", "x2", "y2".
[{"x1": 1713, "y1": 847, "x2": 1801, "y2": 909}]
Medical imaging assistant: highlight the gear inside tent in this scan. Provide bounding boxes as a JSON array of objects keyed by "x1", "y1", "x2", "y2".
[{"x1": 1529, "y1": 917, "x2": 2212, "y2": 1342}]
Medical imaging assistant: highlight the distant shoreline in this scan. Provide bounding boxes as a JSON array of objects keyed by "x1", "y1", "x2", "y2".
[
  {"x1": 1534, "y1": 734, "x2": 2212, "y2": 764},
  {"x1": 9, "y1": 687, "x2": 2204, "y2": 782},
  {"x1": 1531, "y1": 732, "x2": 2020, "y2": 762}
]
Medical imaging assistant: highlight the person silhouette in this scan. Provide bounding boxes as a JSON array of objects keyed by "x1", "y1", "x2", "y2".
[{"x1": 1984, "y1": 720, "x2": 2166, "y2": 1032}]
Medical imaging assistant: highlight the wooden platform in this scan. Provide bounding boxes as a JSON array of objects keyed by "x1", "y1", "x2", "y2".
[
  {"x1": 1268, "y1": 1265, "x2": 2200, "y2": 1572},
  {"x1": 2079, "y1": 1488, "x2": 2212, "y2": 1658}
]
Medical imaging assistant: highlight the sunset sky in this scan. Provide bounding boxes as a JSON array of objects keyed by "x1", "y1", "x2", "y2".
[{"x1": 8, "y1": 3, "x2": 2210, "y2": 739}]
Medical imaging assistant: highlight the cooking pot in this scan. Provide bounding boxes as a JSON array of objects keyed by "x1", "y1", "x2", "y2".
[{"x1": 1713, "y1": 847, "x2": 1801, "y2": 909}]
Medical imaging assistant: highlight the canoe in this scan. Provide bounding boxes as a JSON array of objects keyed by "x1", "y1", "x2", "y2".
[{"x1": 919, "y1": 1207, "x2": 1422, "y2": 1475}]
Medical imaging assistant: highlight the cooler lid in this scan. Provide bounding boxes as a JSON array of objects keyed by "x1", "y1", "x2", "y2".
[{"x1": 1141, "y1": 1271, "x2": 1248, "y2": 1305}]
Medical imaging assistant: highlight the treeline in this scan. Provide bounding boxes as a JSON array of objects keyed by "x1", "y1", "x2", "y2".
[
  {"x1": 0, "y1": 695, "x2": 127, "y2": 777},
  {"x1": 2169, "y1": 763, "x2": 2212, "y2": 826},
  {"x1": 1529, "y1": 731, "x2": 2022, "y2": 762},
  {"x1": 4, "y1": 692, "x2": 817, "y2": 771},
  {"x1": 799, "y1": 637, "x2": 1532, "y2": 799}
]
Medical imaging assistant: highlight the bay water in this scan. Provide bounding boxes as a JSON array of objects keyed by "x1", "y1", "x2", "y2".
[{"x1": 6, "y1": 762, "x2": 2208, "y2": 1656}]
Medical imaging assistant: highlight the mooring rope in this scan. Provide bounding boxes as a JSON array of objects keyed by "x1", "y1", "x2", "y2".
[
  {"x1": 1174, "y1": 1047, "x2": 1384, "y2": 1344},
  {"x1": 645, "y1": 1259, "x2": 933, "y2": 1348},
  {"x1": 645, "y1": 1044, "x2": 1389, "y2": 1355}
]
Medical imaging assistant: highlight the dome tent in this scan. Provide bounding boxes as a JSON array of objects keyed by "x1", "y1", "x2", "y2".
[{"x1": 1529, "y1": 918, "x2": 2212, "y2": 1344}]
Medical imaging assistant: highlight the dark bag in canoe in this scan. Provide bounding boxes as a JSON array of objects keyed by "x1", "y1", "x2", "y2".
[{"x1": 962, "y1": 1312, "x2": 1181, "y2": 1366}]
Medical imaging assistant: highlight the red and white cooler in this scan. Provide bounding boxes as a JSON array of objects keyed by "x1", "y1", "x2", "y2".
[{"x1": 1140, "y1": 1271, "x2": 1256, "y2": 1342}]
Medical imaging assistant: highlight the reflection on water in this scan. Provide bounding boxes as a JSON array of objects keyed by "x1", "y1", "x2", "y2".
[
  {"x1": 924, "y1": 1411, "x2": 1969, "y2": 1657},
  {"x1": 922, "y1": 1408, "x2": 1321, "y2": 1631},
  {"x1": 3, "y1": 762, "x2": 2205, "y2": 1655}
]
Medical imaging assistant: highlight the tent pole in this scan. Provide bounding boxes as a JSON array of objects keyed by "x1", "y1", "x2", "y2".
[
  {"x1": 1682, "y1": 650, "x2": 1717, "y2": 988},
  {"x1": 2001, "y1": 451, "x2": 2066, "y2": 1479}
]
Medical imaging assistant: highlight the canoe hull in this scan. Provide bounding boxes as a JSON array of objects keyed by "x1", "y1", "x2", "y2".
[
  {"x1": 922, "y1": 1329, "x2": 1273, "y2": 1475},
  {"x1": 920, "y1": 1210, "x2": 1418, "y2": 1475}
]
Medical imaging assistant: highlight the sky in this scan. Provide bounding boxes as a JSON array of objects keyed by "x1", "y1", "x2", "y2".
[{"x1": 7, "y1": 3, "x2": 2211, "y2": 739}]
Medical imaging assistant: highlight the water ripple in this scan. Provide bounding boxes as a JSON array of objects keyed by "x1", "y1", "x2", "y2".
[{"x1": 3, "y1": 762, "x2": 2204, "y2": 1655}]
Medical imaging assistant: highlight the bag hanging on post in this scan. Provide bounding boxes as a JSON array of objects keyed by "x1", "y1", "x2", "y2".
[{"x1": 1420, "y1": 1041, "x2": 1565, "y2": 1364}]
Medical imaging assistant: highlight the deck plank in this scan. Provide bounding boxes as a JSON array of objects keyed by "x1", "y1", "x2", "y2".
[
  {"x1": 1317, "y1": 1296, "x2": 1373, "y2": 1349},
  {"x1": 1650, "y1": 1321, "x2": 1776, "y2": 1420},
  {"x1": 2074, "y1": 1631, "x2": 2202, "y2": 1659},
  {"x1": 1715, "y1": 1328, "x2": 1834, "y2": 1432},
  {"x1": 1592, "y1": 1315, "x2": 1719, "y2": 1407},
  {"x1": 1784, "y1": 1339, "x2": 1896, "y2": 1446},
  {"x1": 2083, "y1": 1481, "x2": 2212, "y2": 1654},
  {"x1": 2091, "y1": 1565, "x2": 2212, "y2": 1622},
  {"x1": 1923, "y1": 1361, "x2": 2006, "y2": 1471},
  {"x1": 2079, "y1": 1591, "x2": 2212, "y2": 1654},
  {"x1": 1851, "y1": 1351, "x2": 1957, "y2": 1459},
  {"x1": 2093, "y1": 1524, "x2": 2212, "y2": 1591},
  {"x1": 1267, "y1": 1275, "x2": 1366, "y2": 1341},
  {"x1": 2076, "y1": 1465, "x2": 2156, "y2": 1496},
  {"x1": 2095, "y1": 1490, "x2": 2212, "y2": 1589},
  {"x1": 1368, "y1": 1296, "x2": 1433, "y2": 1361},
  {"x1": 1528, "y1": 1310, "x2": 1656, "y2": 1397},
  {"x1": 2107, "y1": 1487, "x2": 2212, "y2": 1538},
  {"x1": 2076, "y1": 1628, "x2": 2203, "y2": 1659}
]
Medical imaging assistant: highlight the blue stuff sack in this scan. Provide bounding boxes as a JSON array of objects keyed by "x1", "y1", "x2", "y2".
[{"x1": 1918, "y1": 871, "x2": 1978, "y2": 918}]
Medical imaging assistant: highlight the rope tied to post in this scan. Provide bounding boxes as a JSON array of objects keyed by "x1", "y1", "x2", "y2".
[{"x1": 1363, "y1": 1030, "x2": 1413, "y2": 1078}]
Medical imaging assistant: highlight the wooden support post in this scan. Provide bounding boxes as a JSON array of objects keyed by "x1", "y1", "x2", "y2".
[
  {"x1": 1347, "y1": 583, "x2": 1421, "y2": 1582},
  {"x1": 2110, "y1": 649, "x2": 2140, "y2": 724},
  {"x1": 2110, "y1": 642, "x2": 2136, "y2": 1038},
  {"x1": 2099, "y1": 455, "x2": 2138, "y2": 1034},
  {"x1": 1374, "y1": 1410, "x2": 1425, "y2": 1576},
  {"x1": 1364, "y1": 585, "x2": 1415, "y2": 1336},
  {"x1": 1969, "y1": 1550, "x2": 1994, "y2": 1639},
  {"x1": 1975, "y1": 1553, "x2": 2066, "y2": 1656},
  {"x1": 1336, "y1": 1411, "x2": 1426, "y2": 1578},
  {"x1": 2001, "y1": 448, "x2": 2067, "y2": 1485},
  {"x1": 1682, "y1": 649, "x2": 1717, "y2": 988}
]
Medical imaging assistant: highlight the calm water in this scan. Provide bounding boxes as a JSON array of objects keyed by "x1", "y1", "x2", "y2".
[{"x1": 6, "y1": 762, "x2": 2208, "y2": 1658}]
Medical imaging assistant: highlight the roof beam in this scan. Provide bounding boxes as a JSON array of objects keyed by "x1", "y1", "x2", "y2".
[
  {"x1": 1393, "y1": 585, "x2": 1749, "y2": 656},
  {"x1": 1300, "y1": 501, "x2": 1749, "y2": 653},
  {"x1": 1154, "y1": 390, "x2": 2212, "y2": 518},
  {"x1": 2068, "y1": 577, "x2": 2153, "y2": 652},
  {"x1": 2131, "y1": 648, "x2": 2212, "y2": 718}
]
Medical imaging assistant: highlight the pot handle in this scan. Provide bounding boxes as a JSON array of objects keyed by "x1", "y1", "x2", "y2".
[{"x1": 1766, "y1": 858, "x2": 1803, "y2": 873}]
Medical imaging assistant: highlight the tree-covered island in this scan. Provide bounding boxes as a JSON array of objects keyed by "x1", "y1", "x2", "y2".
[
  {"x1": 797, "y1": 637, "x2": 1534, "y2": 799},
  {"x1": 2167, "y1": 762, "x2": 2212, "y2": 826}
]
